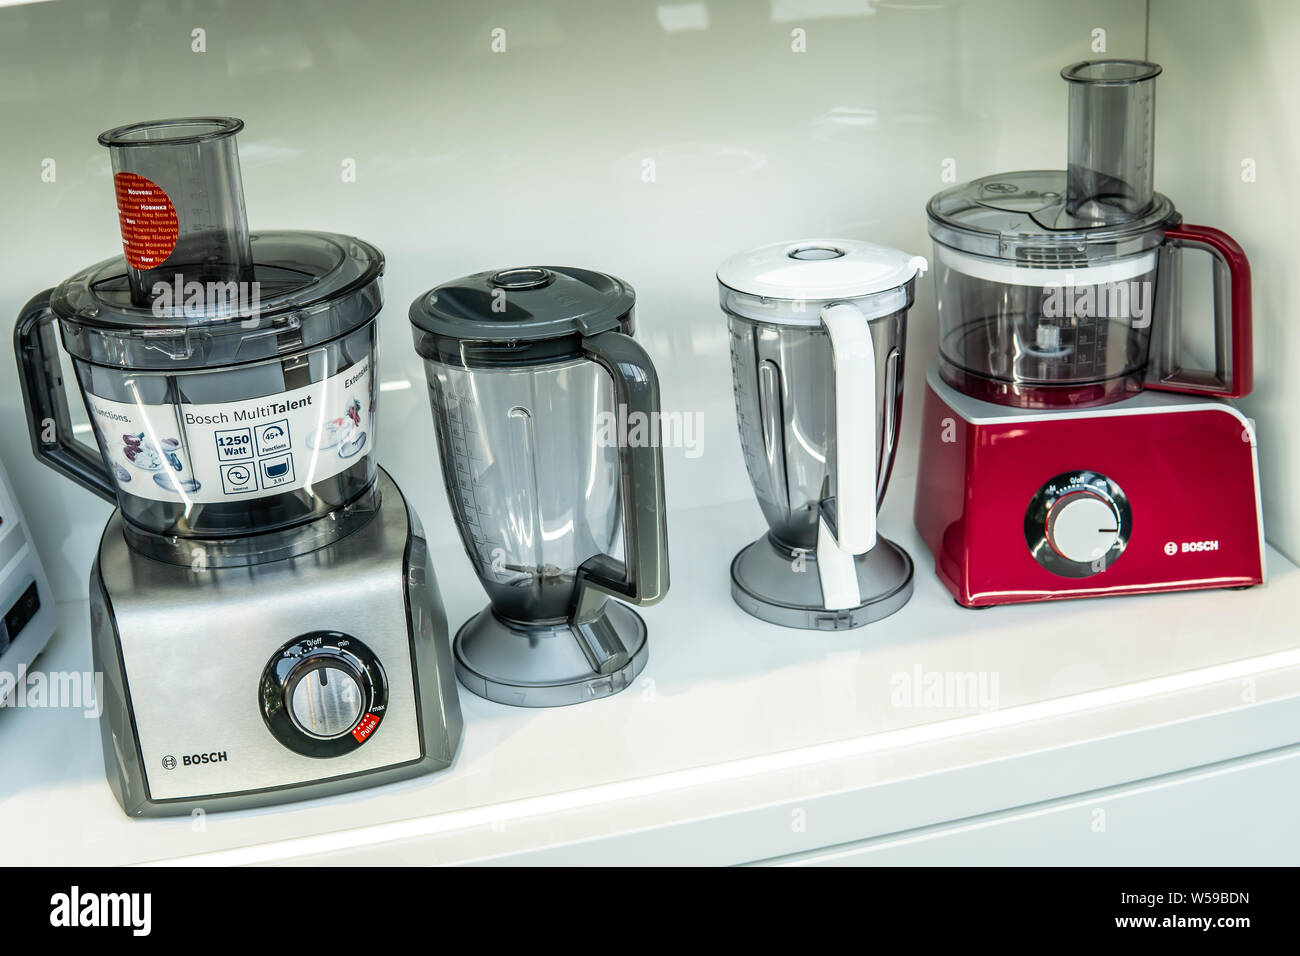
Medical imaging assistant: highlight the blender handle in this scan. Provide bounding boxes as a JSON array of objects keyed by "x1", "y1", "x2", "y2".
[
  {"x1": 1150, "y1": 223, "x2": 1253, "y2": 398},
  {"x1": 819, "y1": 302, "x2": 877, "y2": 554},
  {"x1": 14, "y1": 291, "x2": 117, "y2": 503},
  {"x1": 571, "y1": 330, "x2": 670, "y2": 627}
]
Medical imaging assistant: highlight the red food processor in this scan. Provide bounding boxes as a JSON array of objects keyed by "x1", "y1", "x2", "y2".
[{"x1": 915, "y1": 60, "x2": 1264, "y2": 606}]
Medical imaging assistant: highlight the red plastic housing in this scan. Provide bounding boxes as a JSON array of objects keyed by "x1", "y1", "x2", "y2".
[{"x1": 914, "y1": 383, "x2": 1265, "y2": 606}]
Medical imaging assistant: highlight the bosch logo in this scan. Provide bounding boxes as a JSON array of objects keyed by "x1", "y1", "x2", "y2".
[
  {"x1": 181, "y1": 752, "x2": 228, "y2": 766},
  {"x1": 1165, "y1": 540, "x2": 1220, "y2": 555},
  {"x1": 161, "y1": 755, "x2": 177, "y2": 770}
]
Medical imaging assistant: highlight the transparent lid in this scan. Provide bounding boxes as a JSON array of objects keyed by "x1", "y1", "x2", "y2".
[
  {"x1": 49, "y1": 231, "x2": 384, "y2": 370},
  {"x1": 409, "y1": 266, "x2": 635, "y2": 364},
  {"x1": 927, "y1": 171, "x2": 1177, "y2": 263},
  {"x1": 47, "y1": 116, "x2": 384, "y2": 370},
  {"x1": 716, "y1": 238, "x2": 927, "y2": 325}
]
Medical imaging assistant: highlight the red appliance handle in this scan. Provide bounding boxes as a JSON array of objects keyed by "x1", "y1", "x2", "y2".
[{"x1": 1148, "y1": 222, "x2": 1252, "y2": 398}]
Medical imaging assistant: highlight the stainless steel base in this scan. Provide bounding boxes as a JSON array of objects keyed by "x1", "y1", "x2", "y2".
[
  {"x1": 90, "y1": 468, "x2": 463, "y2": 817},
  {"x1": 730, "y1": 532, "x2": 914, "y2": 630},
  {"x1": 454, "y1": 602, "x2": 648, "y2": 708}
]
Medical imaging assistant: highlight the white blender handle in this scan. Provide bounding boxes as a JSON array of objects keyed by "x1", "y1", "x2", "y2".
[{"x1": 819, "y1": 301, "x2": 877, "y2": 554}]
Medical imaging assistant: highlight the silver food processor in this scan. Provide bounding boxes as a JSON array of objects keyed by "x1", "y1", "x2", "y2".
[
  {"x1": 718, "y1": 239, "x2": 927, "y2": 630},
  {"x1": 410, "y1": 267, "x2": 669, "y2": 707},
  {"x1": 14, "y1": 118, "x2": 462, "y2": 816}
]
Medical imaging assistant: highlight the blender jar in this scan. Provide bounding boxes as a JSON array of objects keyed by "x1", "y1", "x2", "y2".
[
  {"x1": 717, "y1": 239, "x2": 927, "y2": 628},
  {"x1": 15, "y1": 118, "x2": 385, "y2": 566},
  {"x1": 410, "y1": 266, "x2": 669, "y2": 706}
]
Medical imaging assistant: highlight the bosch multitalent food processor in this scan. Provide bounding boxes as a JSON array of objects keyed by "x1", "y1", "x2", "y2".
[
  {"x1": 410, "y1": 267, "x2": 669, "y2": 707},
  {"x1": 719, "y1": 240, "x2": 927, "y2": 629},
  {"x1": 15, "y1": 118, "x2": 461, "y2": 815},
  {"x1": 916, "y1": 62, "x2": 1264, "y2": 606}
]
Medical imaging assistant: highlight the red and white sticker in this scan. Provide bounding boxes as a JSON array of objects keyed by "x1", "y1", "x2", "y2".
[
  {"x1": 352, "y1": 713, "x2": 381, "y2": 743},
  {"x1": 113, "y1": 172, "x2": 179, "y2": 270}
]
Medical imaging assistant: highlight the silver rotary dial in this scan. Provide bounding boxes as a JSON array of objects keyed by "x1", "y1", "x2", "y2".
[{"x1": 287, "y1": 661, "x2": 365, "y2": 739}]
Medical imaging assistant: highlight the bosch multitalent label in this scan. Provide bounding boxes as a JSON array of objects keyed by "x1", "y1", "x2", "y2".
[{"x1": 85, "y1": 360, "x2": 372, "y2": 504}]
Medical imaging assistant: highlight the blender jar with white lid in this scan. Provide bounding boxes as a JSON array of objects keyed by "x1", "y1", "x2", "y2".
[
  {"x1": 717, "y1": 238, "x2": 927, "y2": 629},
  {"x1": 16, "y1": 118, "x2": 384, "y2": 566}
]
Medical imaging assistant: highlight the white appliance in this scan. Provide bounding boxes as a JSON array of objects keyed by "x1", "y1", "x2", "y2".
[{"x1": 0, "y1": 456, "x2": 56, "y2": 704}]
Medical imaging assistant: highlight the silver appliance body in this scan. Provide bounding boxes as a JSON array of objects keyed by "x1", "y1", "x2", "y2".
[{"x1": 90, "y1": 468, "x2": 463, "y2": 817}]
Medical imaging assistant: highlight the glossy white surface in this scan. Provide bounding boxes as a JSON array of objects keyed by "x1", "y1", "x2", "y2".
[{"x1": 1, "y1": 473, "x2": 1297, "y2": 865}]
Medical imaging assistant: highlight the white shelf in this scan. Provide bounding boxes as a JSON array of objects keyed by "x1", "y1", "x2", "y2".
[{"x1": 2, "y1": 473, "x2": 1298, "y2": 866}]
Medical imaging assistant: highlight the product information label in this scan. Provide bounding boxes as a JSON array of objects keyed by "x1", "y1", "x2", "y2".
[{"x1": 85, "y1": 360, "x2": 372, "y2": 503}]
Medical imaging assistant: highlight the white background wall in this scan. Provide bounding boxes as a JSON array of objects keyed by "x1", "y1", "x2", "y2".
[
  {"x1": 5, "y1": 0, "x2": 1290, "y2": 606},
  {"x1": 1148, "y1": 0, "x2": 1300, "y2": 570}
]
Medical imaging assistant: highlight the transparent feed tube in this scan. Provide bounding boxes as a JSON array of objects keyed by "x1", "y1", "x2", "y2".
[
  {"x1": 97, "y1": 118, "x2": 254, "y2": 305},
  {"x1": 1062, "y1": 60, "x2": 1162, "y2": 223}
]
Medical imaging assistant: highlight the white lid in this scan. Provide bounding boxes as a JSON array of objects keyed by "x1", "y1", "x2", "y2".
[{"x1": 716, "y1": 238, "x2": 927, "y2": 302}]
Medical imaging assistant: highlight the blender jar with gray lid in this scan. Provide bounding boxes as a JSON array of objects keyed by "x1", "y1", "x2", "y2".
[{"x1": 409, "y1": 266, "x2": 669, "y2": 706}]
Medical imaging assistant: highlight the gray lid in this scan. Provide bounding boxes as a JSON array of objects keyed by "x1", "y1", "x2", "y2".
[
  {"x1": 409, "y1": 266, "x2": 634, "y2": 357},
  {"x1": 926, "y1": 170, "x2": 1178, "y2": 262},
  {"x1": 50, "y1": 231, "x2": 384, "y2": 369}
]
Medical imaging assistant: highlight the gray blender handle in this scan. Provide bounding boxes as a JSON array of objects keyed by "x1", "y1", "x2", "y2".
[
  {"x1": 14, "y1": 291, "x2": 117, "y2": 503},
  {"x1": 572, "y1": 330, "x2": 670, "y2": 630}
]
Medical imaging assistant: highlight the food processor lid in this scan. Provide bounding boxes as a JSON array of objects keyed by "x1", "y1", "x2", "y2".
[
  {"x1": 409, "y1": 266, "x2": 635, "y2": 346},
  {"x1": 717, "y1": 238, "x2": 927, "y2": 304},
  {"x1": 926, "y1": 170, "x2": 1177, "y2": 260},
  {"x1": 49, "y1": 231, "x2": 383, "y2": 353}
]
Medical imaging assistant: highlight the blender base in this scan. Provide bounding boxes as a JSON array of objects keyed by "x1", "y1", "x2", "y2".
[
  {"x1": 454, "y1": 603, "x2": 648, "y2": 708},
  {"x1": 730, "y1": 532, "x2": 914, "y2": 630},
  {"x1": 89, "y1": 469, "x2": 463, "y2": 817}
]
